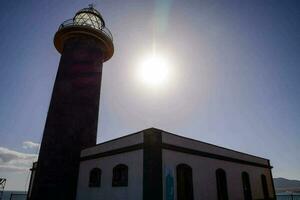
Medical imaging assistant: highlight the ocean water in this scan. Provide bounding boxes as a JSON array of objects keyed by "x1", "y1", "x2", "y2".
[
  {"x1": 277, "y1": 196, "x2": 300, "y2": 200},
  {"x1": 277, "y1": 192, "x2": 300, "y2": 200},
  {"x1": 1, "y1": 191, "x2": 27, "y2": 200}
]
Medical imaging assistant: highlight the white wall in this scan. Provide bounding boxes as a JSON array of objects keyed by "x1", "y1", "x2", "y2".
[
  {"x1": 77, "y1": 130, "x2": 274, "y2": 200},
  {"x1": 162, "y1": 149, "x2": 274, "y2": 200},
  {"x1": 76, "y1": 150, "x2": 143, "y2": 200}
]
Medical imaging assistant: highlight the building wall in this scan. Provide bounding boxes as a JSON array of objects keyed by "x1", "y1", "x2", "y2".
[
  {"x1": 162, "y1": 149, "x2": 274, "y2": 200},
  {"x1": 76, "y1": 150, "x2": 143, "y2": 200},
  {"x1": 77, "y1": 129, "x2": 275, "y2": 200},
  {"x1": 162, "y1": 132, "x2": 269, "y2": 166},
  {"x1": 81, "y1": 132, "x2": 143, "y2": 157}
]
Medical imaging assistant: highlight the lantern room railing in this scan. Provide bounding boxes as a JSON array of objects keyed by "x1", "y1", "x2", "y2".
[{"x1": 58, "y1": 19, "x2": 113, "y2": 41}]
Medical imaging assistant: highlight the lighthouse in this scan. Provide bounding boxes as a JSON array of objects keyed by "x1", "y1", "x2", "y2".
[{"x1": 29, "y1": 5, "x2": 113, "y2": 200}]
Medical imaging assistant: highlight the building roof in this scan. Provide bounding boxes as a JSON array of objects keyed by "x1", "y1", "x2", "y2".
[{"x1": 80, "y1": 128, "x2": 271, "y2": 168}]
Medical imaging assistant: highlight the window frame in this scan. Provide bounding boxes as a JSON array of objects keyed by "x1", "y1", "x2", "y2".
[
  {"x1": 176, "y1": 163, "x2": 194, "y2": 200},
  {"x1": 112, "y1": 164, "x2": 128, "y2": 187},
  {"x1": 261, "y1": 174, "x2": 269, "y2": 199},
  {"x1": 241, "y1": 172, "x2": 252, "y2": 200},
  {"x1": 88, "y1": 167, "x2": 102, "y2": 188},
  {"x1": 216, "y1": 168, "x2": 229, "y2": 200}
]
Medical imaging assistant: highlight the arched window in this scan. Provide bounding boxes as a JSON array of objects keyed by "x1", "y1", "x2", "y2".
[
  {"x1": 261, "y1": 174, "x2": 269, "y2": 199},
  {"x1": 112, "y1": 164, "x2": 128, "y2": 187},
  {"x1": 216, "y1": 168, "x2": 228, "y2": 200},
  {"x1": 242, "y1": 172, "x2": 252, "y2": 200},
  {"x1": 176, "y1": 164, "x2": 194, "y2": 200},
  {"x1": 89, "y1": 168, "x2": 101, "y2": 187}
]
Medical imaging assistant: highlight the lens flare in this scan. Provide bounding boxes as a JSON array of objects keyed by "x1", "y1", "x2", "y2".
[{"x1": 138, "y1": 54, "x2": 170, "y2": 87}]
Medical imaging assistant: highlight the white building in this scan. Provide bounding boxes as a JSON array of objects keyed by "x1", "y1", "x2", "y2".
[{"x1": 76, "y1": 128, "x2": 276, "y2": 200}]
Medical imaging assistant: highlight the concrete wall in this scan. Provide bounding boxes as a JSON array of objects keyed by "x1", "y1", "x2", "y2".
[
  {"x1": 81, "y1": 132, "x2": 143, "y2": 157},
  {"x1": 162, "y1": 149, "x2": 274, "y2": 200},
  {"x1": 76, "y1": 150, "x2": 143, "y2": 200},
  {"x1": 162, "y1": 132, "x2": 269, "y2": 165},
  {"x1": 77, "y1": 129, "x2": 274, "y2": 200}
]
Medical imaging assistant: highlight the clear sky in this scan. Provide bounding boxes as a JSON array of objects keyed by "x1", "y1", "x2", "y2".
[{"x1": 0, "y1": 0, "x2": 299, "y2": 191}]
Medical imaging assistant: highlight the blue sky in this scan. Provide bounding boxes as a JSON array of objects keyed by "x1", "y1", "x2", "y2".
[{"x1": 0, "y1": 0, "x2": 299, "y2": 190}]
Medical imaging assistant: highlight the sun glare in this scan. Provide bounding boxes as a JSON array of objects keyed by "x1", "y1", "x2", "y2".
[{"x1": 137, "y1": 54, "x2": 170, "y2": 87}]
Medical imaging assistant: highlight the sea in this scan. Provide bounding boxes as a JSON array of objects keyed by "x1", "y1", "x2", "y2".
[
  {"x1": 1, "y1": 191, "x2": 27, "y2": 200},
  {"x1": 277, "y1": 192, "x2": 300, "y2": 200}
]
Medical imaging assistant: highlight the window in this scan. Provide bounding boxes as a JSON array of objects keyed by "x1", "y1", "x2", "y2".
[
  {"x1": 112, "y1": 164, "x2": 128, "y2": 187},
  {"x1": 216, "y1": 168, "x2": 228, "y2": 200},
  {"x1": 261, "y1": 174, "x2": 269, "y2": 199},
  {"x1": 176, "y1": 164, "x2": 194, "y2": 200},
  {"x1": 242, "y1": 172, "x2": 252, "y2": 200},
  {"x1": 89, "y1": 168, "x2": 101, "y2": 187}
]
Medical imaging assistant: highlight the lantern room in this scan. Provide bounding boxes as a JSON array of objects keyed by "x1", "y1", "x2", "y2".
[{"x1": 54, "y1": 4, "x2": 114, "y2": 61}]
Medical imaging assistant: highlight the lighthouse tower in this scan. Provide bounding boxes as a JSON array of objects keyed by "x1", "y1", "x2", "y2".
[{"x1": 30, "y1": 5, "x2": 113, "y2": 200}]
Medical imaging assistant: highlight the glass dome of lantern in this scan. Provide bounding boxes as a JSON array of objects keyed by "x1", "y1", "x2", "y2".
[{"x1": 73, "y1": 4, "x2": 105, "y2": 30}]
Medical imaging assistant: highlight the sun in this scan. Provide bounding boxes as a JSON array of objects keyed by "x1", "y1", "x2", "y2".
[{"x1": 137, "y1": 53, "x2": 170, "y2": 87}]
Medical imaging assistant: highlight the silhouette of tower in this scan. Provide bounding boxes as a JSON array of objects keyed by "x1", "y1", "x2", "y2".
[{"x1": 30, "y1": 5, "x2": 113, "y2": 200}]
